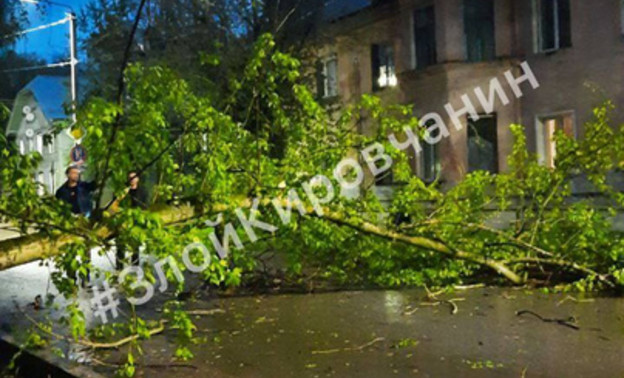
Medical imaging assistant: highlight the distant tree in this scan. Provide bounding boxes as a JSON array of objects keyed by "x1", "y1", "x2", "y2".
[
  {"x1": 79, "y1": 0, "x2": 325, "y2": 99},
  {"x1": 0, "y1": 1, "x2": 44, "y2": 122},
  {"x1": 0, "y1": 0, "x2": 26, "y2": 47}
]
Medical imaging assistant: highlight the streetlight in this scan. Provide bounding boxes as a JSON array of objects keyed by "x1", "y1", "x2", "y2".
[{"x1": 20, "y1": 0, "x2": 78, "y2": 124}]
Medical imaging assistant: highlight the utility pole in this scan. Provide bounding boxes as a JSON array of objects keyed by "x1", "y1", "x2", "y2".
[
  {"x1": 19, "y1": 0, "x2": 78, "y2": 123},
  {"x1": 68, "y1": 10, "x2": 77, "y2": 123}
]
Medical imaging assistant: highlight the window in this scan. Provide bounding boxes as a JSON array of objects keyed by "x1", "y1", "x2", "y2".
[
  {"x1": 468, "y1": 115, "x2": 498, "y2": 173},
  {"x1": 464, "y1": 0, "x2": 495, "y2": 62},
  {"x1": 536, "y1": 0, "x2": 571, "y2": 52},
  {"x1": 372, "y1": 43, "x2": 397, "y2": 91},
  {"x1": 35, "y1": 135, "x2": 43, "y2": 154},
  {"x1": 621, "y1": 0, "x2": 624, "y2": 35},
  {"x1": 43, "y1": 134, "x2": 55, "y2": 154},
  {"x1": 414, "y1": 6, "x2": 437, "y2": 69},
  {"x1": 421, "y1": 120, "x2": 440, "y2": 182},
  {"x1": 28, "y1": 138, "x2": 35, "y2": 154},
  {"x1": 375, "y1": 169, "x2": 394, "y2": 186},
  {"x1": 320, "y1": 55, "x2": 338, "y2": 98},
  {"x1": 536, "y1": 112, "x2": 575, "y2": 168}
]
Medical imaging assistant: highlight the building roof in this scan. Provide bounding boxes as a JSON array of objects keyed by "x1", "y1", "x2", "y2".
[
  {"x1": 323, "y1": 0, "x2": 372, "y2": 21},
  {"x1": 22, "y1": 75, "x2": 71, "y2": 121}
]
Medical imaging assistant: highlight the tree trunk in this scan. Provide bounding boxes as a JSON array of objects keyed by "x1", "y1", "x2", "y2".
[
  {"x1": 0, "y1": 205, "x2": 195, "y2": 271},
  {"x1": 0, "y1": 200, "x2": 526, "y2": 284}
]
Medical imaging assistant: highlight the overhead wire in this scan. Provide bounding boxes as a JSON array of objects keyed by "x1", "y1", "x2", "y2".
[{"x1": 0, "y1": 14, "x2": 72, "y2": 74}]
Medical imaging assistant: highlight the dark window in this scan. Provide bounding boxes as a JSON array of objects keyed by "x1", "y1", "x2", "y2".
[
  {"x1": 371, "y1": 43, "x2": 397, "y2": 91},
  {"x1": 421, "y1": 120, "x2": 440, "y2": 182},
  {"x1": 414, "y1": 6, "x2": 437, "y2": 69},
  {"x1": 621, "y1": 0, "x2": 624, "y2": 35},
  {"x1": 375, "y1": 169, "x2": 394, "y2": 186},
  {"x1": 538, "y1": 0, "x2": 571, "y2": 52},
  {"x1": 468, "y1": 115, "x2": 498, "y2": 173},
  {"x1": 464, "y1": 0, "x2": 495, "y2": 62}
]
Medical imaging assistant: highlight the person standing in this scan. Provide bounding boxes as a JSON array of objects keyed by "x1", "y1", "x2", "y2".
[
  {"x1": 55, "y1": 165, "x2": 96, "y2": 217},
  {"x1": 125, "y1": 171, "x2": 148, "y2": 210},
  {"x1": 55, "y1": 165, "x2": 96, "y2": 287}
]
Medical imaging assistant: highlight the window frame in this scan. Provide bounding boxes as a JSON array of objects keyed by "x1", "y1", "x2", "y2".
[
  {"x1": 467, "y1": 113, "x2": 499, "y2": 174},
  {"x1": 374, "y1": 167, "x2": 394, "y2": 187},
  {"x1": 43, "y1": 133, "x2": 55, "y2": 155},
  {"x1": 28, "y1": 137, "x2": 35, "y2": 154},
  {"x1": 35, "y1": 134, "x2": 43, "y2": 154},
  {"x1": 534, "y1": 0, "x2": 572, "y2": 53},
  {"x1": 322, "y1": 54, "x2": 339, "y2": 98},
  {"x1": 419, "y1": 120, "x2": 441, "y2": 183},
  {"x1": 413, "y1": 5, "x2": 437, "y2": 70},
  {"x1": 621, "y1": 0, "x2": 624, "y2": 36},
  {"x1": 371, "y1": 43, "x2": 397, "y2": 91},
  {"x1": 463, "y1": 0, "x2": 496, "y2": 62},
  {"x1": 535, "y1": 110, "x2": 576, "y2": 168}
]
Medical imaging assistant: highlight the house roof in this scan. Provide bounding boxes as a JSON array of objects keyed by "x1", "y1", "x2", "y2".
[
  {"x1": 22, "y1": 75, "x2": 71, "y2": 121},
  {"x1": 323, "y1": 0, "x2": 373, "y2": 21}
]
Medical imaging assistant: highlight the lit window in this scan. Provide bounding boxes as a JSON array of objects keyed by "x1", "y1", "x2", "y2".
[
  {"x1": 372, "y1": 43, "x2": 397, "y2": 91},
  {"x1": 537, "y1": 113, "x2": 575, "y2": 168}
]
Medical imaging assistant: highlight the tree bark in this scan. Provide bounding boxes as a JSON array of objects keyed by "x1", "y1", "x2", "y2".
[{"x1": 0, "y1": 205, "x2": 194, "y2": 271}]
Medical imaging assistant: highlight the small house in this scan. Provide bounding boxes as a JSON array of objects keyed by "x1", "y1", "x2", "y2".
[{"x1": 5, "y1": 75, "x2": 78, "y2": 195}]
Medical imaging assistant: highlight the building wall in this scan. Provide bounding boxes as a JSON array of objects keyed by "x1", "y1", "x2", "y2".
[
  {"x1": 319, "y1": 0, "x2": 624, "y2": 186},
  {"x1": 514, "y1": 0, "x2": 624, "y2": 148}
]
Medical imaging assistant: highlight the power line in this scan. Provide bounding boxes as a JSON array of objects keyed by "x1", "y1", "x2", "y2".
[
  {"x1": 1, "y1": 60, "x2": 73, "y2": 73},
  {"x1": 1, "y1": 16, "x2": 70, "y2": 40},
  {"x1": 0, "y1": 14, "x2": 76, "y2": 74}
]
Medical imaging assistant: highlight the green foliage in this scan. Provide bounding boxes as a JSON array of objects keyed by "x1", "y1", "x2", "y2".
[
  {"x1": 0, "y1": 103, "x2": 9, "y2": 124},
  {"x1": 1, "y1": 33, "x2": 624, "y2": 374}
]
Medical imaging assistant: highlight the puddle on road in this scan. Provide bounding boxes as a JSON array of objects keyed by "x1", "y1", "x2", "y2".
[
  {"x1": 0, "y1": 244, "x2": 621, "y2": 378},
  {"x1": 91, "y1": 288, "x2": 624, "y2": 378}
]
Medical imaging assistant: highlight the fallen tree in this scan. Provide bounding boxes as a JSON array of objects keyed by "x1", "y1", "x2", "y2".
[
  {"x1": 0, "y1": 200, "x2": 524, "y2": 284},
  {"x1": 1, "y1": 33, "x2": 623, "y2": 376}
]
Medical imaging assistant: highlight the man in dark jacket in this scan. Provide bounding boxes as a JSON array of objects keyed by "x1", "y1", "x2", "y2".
[
  {"x1": 55, "y1": 165, "x2": 96, "y2": 287},
  {"x1": 124, "y1": 171, "x2": 148, "y2": 210},
  {"x1": 55, "y1": 165, "x2": 96, "y2": 217}
]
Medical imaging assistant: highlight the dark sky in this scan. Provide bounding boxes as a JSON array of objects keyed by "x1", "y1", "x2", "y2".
[{"x1": 12, "y1": 0, "x2": 91, "y2": 64}]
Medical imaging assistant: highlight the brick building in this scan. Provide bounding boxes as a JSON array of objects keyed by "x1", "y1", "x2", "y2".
[{"x1": 317, "y1": 0, "x2": 624, "y2": 187}]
